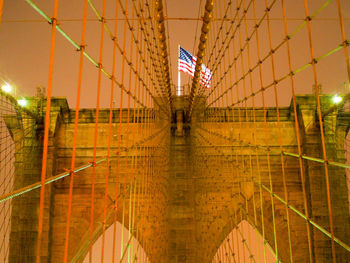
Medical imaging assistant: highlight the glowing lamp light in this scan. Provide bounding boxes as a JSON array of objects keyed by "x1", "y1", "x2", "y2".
[
  {"x1": 17, "y1": 98, "x2": 27, "y2": 107},
  {"x1": 1, "y1": 83, "x2": 12, "y2": 93},
  {"x1": 332, "y1": 95, "x2": 342, "y2": 104}
]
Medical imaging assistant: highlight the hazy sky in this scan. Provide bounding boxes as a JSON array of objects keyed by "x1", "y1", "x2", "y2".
[
  {"x1": 0, "y1": 0, "x2": 349, "y2": 109},
  {"x1": 0, "y1": 1, "x2": 349, "y2": 262}
]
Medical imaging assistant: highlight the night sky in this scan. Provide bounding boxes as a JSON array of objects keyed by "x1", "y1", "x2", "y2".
[
  {"x1": 0, "y1": 0, "x2": 349, "y2": 109},
  {"x1": 0, "y1": 0, "x2": 349, "y2": 262}
]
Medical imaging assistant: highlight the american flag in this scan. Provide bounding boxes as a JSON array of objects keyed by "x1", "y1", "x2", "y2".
[{"x1": 178, "y1": 46, "x2": 212, "y2": 89}]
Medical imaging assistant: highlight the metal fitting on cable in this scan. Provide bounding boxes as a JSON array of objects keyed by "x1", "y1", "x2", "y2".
[
  {"x1": 154, "y1": 0, "x2": 173, "y2": 113},
  {"x1": 187, "y1": 0, "x2": 214, "y2": 120}
]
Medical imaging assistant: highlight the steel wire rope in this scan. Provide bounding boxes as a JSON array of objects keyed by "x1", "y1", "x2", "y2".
[
  {"x1": 4, "y1": 17, "x2": 350, "y2": 24},
  {"x1": 159, "y1": 1, "x2": 173, "y2": 98},
  {"x1": 138, "y1": 0, "x2": 165, "y2": 80},
  {"x1": 87, "y1": 0, "x2": 107, "y2": 261},
  {"x1": 335, "y1": 0, "x2": 350, "y2": 84},
  {"x1": 206, "y1": 12, "x2": 224, "y2": 260},
  {"x1": 227, "y1": 7, "x2": 259, "y2": 261},
  {"x1": 111, "y1": 0, "x2": 129, "y2": 259},
  {"x1": 131, "y1": 16, "x2": 142, "y2": 260},
  {"x1": 163, "y1": 0, "x2": 173, "y2": 89},
  {"x1": 204, "y1": 150, "x2": 257, "y2": 263},
  {"x1": 62, "y1": 0, "x2": 89, "y2": 261},
  {"x1": 239, "y1": 206, "x2": 283, "y2": 261},
  {"x1": 0, "y1": 144, "x2": 14, "y2": 262},
  {"x1": 207, "y1": 0, "x2": 334, "y2": 107},
  {"x1": 128, "y1": 10, "x2": 143, "y2": 263},
  {"x1": 87, "y1": 0, "x2": 169, "y2": 116},
  {"x1": 195, "y1": 128, "x2": 350, "y2": 253},
  {"x1": 140, "y1": 48, "x2": 149, "y2": 260},
  {"x1": 236, "y1": 221, "x2": 257, "y2": 263},
  {"x1": 24, "y1": 0, "x2": 147, "y2": 110},
  {"x1": 122, "y1": 0, "x2": 169, "y2": 109},
  {"x1": 71, "y1": 201, "x2": 127, "y2": 263},
  {"x1": 211, "y1": 5, "x2": 220, "y2": 111},
  {"x1": 193, "y1": 131, "x2": 276, "y2": 262},
  {"x1": 187, "y1": 0, "x2": 215, "y2": 119},
  {"x1": 210, "y1": 36, "x2": 348, "y2": 111},
  {"x1": 194, "y1": 37, "x2": 242, "y2": 259},
  {"x1": 240, "y1": 6, "x2": 263, "y2": 258},
  {"x1": 99, "y1": 1, "x2": 119, "y2": 261},
  {"x1": 225, "y1": 232, "x2": 238, "y2": 263},
  {"x1": 233, "y1": 7, "x2": 256, "y2": 260},
  {"x1": 262, "y1": 0, "x2": 295, "y2": 260},
  {"x1": 279, "y1": 0, "x2": 314, "y2": 260},
  {"x1": 206, "y1": 0, "x2": 246, "y2": 80},
  {"x1": 206, "y1": 0, "x2": 273, "y2": 103},
  {"x1": 0, "y1": 117, "x2": 168, "y2": 198},
  {"x1": 193, "y1": 131, "x2": 280, "y2": 263},
  {"x1": 229, "y1": 4, "x2": 266, "y2": 258},
  {"x1": 130, "y1": 0, "x2": 168, "y2": 101},
  {"x1": 302, "y1": 0, "x2": 337, "y2": 260},
  {"x1": 235, "y1": 205, "x2": 282, "y2": 262},
  {"x1": 34, "y1": 0, "x2": 59, "y2": 261},
  {"x1": 0, "y1": 0, "x2": 3, "y2": 27},
  {"x1": 205, "y1": 0, "x2": 331, "y2": 107},
  {"x1": 132, "y1": 21, "x2": 144, "y2": 263},
  {"x1": 225, "y1": 5, "x2": 250, "y2": 259},
  {"x1": 153, "y1": 0, "x2": 173, "y2": 107},
  {"x1": 187, "y1": 0, "x2": 204, "y2": 89},
  {"x1": 221, "y1": 3, "x2": 253, "y2": 263},
  {"x1": 193, "y1": 130, "x2": 273, "y2": 260},
  {"x1": 0, "y1": 121, "x2": 169, "y2": 202},
  {"x1": 205, "y1": 0, "x2": 234, "y2": 69},
  {"x1": 0, "y1": 122, "x2": 37, "y2": 153},
  {"x1": 210, "y1": 197, "x2": 258, "y2": 262},
  {"x1": 0, "y1": 90, "x2": 41, "y2": 122},
  {"x1": 202, "y1": 0, "x2": 254, "y2": 100},
  {"x1": 124, "y1": 5, "x2": 136, "y2": 261},
  {"x1": 143, "y1": 0, "x2": 170, "y2": 97},
  {"x1": 69, "y1": 128, "x2": 170, "y2": 263},
  {"x1": 196, "y1": 114, "x2": 350, "y2": 170}
]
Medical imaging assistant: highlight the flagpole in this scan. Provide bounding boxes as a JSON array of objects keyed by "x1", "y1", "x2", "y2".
[{"x1": 178, "y1": 45, "x2": 181, "y2": 96}]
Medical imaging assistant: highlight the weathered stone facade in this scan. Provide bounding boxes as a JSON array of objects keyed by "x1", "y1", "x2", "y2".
[{"x1": 6, "y1": 95, "x2": 350, "y2": 262}]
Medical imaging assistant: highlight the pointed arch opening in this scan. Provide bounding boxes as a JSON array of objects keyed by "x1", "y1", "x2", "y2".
[
  {"x1": 81, "y1": 221, "x2": 150, "y2": 263},
  {"x1": 212, "y1": 220, "x2": 278, "y2": 263}
]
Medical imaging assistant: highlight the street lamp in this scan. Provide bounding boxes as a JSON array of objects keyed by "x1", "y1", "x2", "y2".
[
  {"x1": 332, "y1": 94, "x2": 342, "y2": 104},
  {"x1": 1, "y1": 83, "x2": 12, "y2": 93},
  {"x1": 17, "y1": 98, "x2": 27, "y2": 107}
]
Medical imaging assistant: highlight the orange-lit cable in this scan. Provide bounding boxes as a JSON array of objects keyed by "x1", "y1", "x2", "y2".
[
  {"x1": 125, "y1": 5, "x2": 136, "y2": 261},
  {"x1": 0, "y1": 0, "x2": 4, "y2": 28},
  {"x1": 35, "y1": 1, "x2": 59, "y2": 262},
  {"x1": 302, "y1": 0, "x2": 336, "y2": 261},
  {"x1": 279, "y1": 1, "x2": 314, "y2": 261},
  {"x1": 241, "y1": 1, "x2": 264, "y2": 261},
  {"x1": 112, "y1": 0, "x2": 128, "y2": 260},
  {"x1": 88, "y1": 0, "x2": 106, "y2": 262},
  {"x1": 335, "y1": 0, "x2": 350, "y2": 82},
  {"x1": 63, "y1": 0, "x2": 88, "y2": 261},
  {"x1": 100, "y1": 0, "x2": 119, "y2": 260},
  {"x1": 263, "y1": 0, "x2": 294, "y2": 260}
]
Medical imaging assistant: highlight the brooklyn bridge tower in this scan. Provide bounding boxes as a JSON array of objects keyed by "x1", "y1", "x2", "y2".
[{"x1": 0, "y1": 0, "x2": 349, "y2": 262}]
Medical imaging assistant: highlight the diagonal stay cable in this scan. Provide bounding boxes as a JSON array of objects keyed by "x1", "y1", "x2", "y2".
[
  {"x1": 0, "y1": 123, "x2": 169, "y2": 203},
  {"x1": 131, "y1": 0, "x2": 166, "y2": 94},
  {"x1": 118, "y1": 0, "x2": 166, "y2": 98},
  {"x1": 194, "y1": 129, "x2": 350, "y2": 253},
  {"x1": 206, "y1": 0, "x2": 331, "y2": 105},
  {"x1": 205, "y1": 0, "x2": 234, "y2": 66},
  {"x1": 86, "y1": 0, "x2": 169, "y2": 116},
  {"x1": 25, "y1": 0, "x2": 147, "y2": 109}
]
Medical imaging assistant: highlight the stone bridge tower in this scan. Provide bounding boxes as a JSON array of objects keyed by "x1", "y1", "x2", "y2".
[{"x1": 5, "y1": 94, "x2": 350, "y2": 262}]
